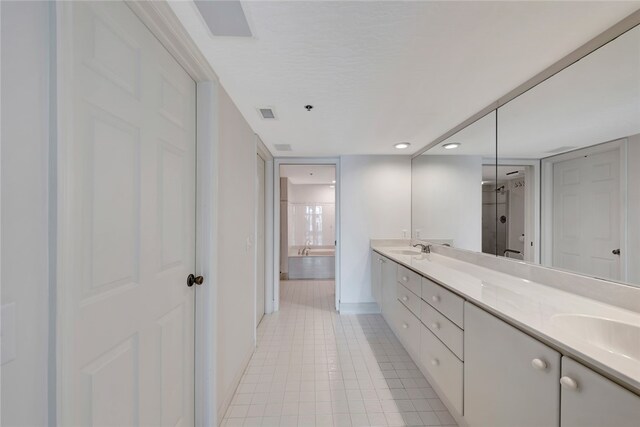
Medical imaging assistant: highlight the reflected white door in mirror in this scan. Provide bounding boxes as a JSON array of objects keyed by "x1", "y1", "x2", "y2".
[{"x1": 543, "y1": 140, "x2": 625, "y2": 282}]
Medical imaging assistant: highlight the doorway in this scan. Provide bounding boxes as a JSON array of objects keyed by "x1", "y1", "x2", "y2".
[
  {"x1": 274, "y1": 160, "x2": 340, "y2": 311},
  {"x1": 482, "y1": 163, "x2": 538, "y2": 262},
  {"x1": 256, "y1": 154, "x2": 266, "y2": 326}
]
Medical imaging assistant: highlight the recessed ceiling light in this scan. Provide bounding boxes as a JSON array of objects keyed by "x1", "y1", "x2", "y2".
[
  {"x1": 394, "y1": 142, "x2": 410, "y2": 149},
  {"x1": 332, "y1": 180, "x2": 336, "y2": 184},
  {"x1": 443, "y1": 143, "x2": 461, "y2": 150}
]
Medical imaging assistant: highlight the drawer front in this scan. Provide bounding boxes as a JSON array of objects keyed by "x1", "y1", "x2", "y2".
[
  {"x1": 397, "y1": 265, "x2": 421, "y2": 297},
  {"x1": 422, "y1": 277, "x2": 464, "y2": 328},
  {"x1": 395, "y1": 300, "x2": 420, "y2": 358},
  {"x1": 397, "y1": 282, "x2": 420, "y2": 317},
  {"x1": 421, "y1": 324, "x2": 463, "y2": 415},
  {"x1": 421, "y1": 300, "x2": 464, "y2": 360}
]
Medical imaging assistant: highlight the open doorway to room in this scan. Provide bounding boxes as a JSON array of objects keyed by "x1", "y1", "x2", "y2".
[
  {"x1": 277, "y1": 163, "x2": 338, "y2": 310},
  {"x1": 482, "y1": 163, "x2": 539, "y2": 262}
]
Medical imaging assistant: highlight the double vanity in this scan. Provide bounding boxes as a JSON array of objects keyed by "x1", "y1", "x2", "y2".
[{"x1": 371, "y1": 241, "x2": 640, "y2": 427}]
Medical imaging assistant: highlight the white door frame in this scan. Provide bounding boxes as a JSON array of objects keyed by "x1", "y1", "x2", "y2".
[
  {"x1": 56, "y1": 1, "x2": 223, "y2": 426},
  {"x1": 495, "y1": 158, "x2": 541, "y2": 263},
  {"x1": 255, "y1": 138, "x2": 274, "y2": 322},
  {"x1": 541, "y1": 139, "x2": 628, "y2": 280},
  {"x1": 273, "y1": 158, "x2": 341, "y2": 312}
]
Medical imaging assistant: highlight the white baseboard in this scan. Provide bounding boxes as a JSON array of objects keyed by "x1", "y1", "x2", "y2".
[
  {"x1": 339, "y1": 302, "x2": 380, "y2": 314},
  {"x1": 217, "y1": 344, "x2": 255, "y2": 425}
]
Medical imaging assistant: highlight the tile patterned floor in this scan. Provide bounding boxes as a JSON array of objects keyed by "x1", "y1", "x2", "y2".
[{"x1": 222, "y1": 280, "x2": 458, "y2": 427}]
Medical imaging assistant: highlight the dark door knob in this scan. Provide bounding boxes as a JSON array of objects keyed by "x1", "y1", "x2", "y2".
[
  {"x1": 187, "y1": 274, "x2": 204, "y2": 287},
  {"x1": 612, "y1": 249, "x2": 621, "y2": 255}
]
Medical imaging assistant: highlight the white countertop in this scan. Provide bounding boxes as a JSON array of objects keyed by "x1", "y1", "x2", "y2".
[{"x1": 372, "y1": 244, "x2": 640, "y2": 394}]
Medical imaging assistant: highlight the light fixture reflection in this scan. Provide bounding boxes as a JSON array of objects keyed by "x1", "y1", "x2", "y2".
[{"x1": 443, "y1": 143, "x2": 461, "y2": 150}]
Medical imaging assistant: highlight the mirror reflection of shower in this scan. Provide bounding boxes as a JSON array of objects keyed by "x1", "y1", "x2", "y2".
[
  {"x1": 482, "y1": 165, "x2": 531, "y2": 260},
  {"x1": 279, "y1": 165, "x2": 336, "y2": 280}
]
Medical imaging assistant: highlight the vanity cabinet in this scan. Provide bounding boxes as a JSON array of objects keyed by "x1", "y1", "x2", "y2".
[
  {"x1": 371, "y1": 248, "x2": 640, "y2": 427},
  {"x1": 371, "y1": 250, "x2": 398, "y2": 320},
  {"x1": 380, "y1": 256, "x2": 398, "y2": 323},
  {"x1": 371, "y1": 250, "x2": 383, "y2": 308},
  {"x1": 395, "y1": 299, "x2": 421, "y2": 358},
  {"x1": 560, "y1": 357, "x2": 640, "y2": 427},
  {"x1": 421, "y1": 323, "x2": 463, "y2": 414},
  {"x1": 464, "y1": 302, "x2": 561, "y2": 427}
]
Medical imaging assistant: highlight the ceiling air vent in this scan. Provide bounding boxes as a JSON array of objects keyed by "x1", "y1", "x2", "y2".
[
  {"x1": 274, "y1": 144, "x2": 292, "y2": 152},
  {"x1": 194, "y1": 1, "x2": 252, "y2": 37},
  {"x1": 258, "y1": 107, "x2": 276, "y2": 120}
]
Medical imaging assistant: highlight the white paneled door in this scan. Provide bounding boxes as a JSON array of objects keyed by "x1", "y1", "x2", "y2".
[
  {"x1": 552, "y1": 146, "x2": 621, "y2": 281},
  {"x1": 58, "y1": 2, "x2": 196, "y2": 425}
]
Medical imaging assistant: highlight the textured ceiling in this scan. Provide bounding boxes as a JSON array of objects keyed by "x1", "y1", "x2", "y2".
[{"x1": 170, "y1": 1, "x2": 640, "y2": 156}]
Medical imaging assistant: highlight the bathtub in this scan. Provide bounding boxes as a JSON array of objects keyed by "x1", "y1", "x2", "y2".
[{"x1": 288, "y1": 246, "x2": 335, "y2": 280}]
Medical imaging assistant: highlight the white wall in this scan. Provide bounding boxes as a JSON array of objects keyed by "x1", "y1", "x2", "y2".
[
  {"x1": 340, "y1": 156, "x2": 411, "y2": 305},
  {"x1": 289, "y1": 184, "x2": 335, "y2": 204},
  {"x1": 1, "y1": 2, "x2": 51, "y2": 425},
  {"x1": 411, "y1": 155, "x2": 483, "y2": 251},
  {"x1": 216, "y1": 86, "x2": 257, "y2": 419}
]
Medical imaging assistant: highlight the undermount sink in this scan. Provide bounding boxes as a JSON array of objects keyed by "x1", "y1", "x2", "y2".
[
  {"x1": 389, "y1": 249, "x2": 422, "y2": 256},
  {"x1": 551, "y1": 314, "x2": 640, "y2": 362}
]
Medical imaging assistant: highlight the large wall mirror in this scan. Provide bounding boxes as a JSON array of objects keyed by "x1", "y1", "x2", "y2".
[
  {"x1": 497, "y1": 23, "x2": 640, "y2": 285},
  {"x1": 411, "y1": 23, "x2": 640, "y2": 287},
  {"x1": 411, "y1": 111, "x2": 497, "y2": 254}
]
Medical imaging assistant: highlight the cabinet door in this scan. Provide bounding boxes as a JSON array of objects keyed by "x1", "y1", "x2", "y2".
[
  {"x1": 561, "y1": 357, "x2": 640, "y2": 427},
  {"x1": 464, "y1": 303, "x2": 560, "y2": 427},
  {"x1": 371, "y1": 250, "x2": 382, "y2": 308},
  {"x1": 381, "y1": 257, "x2": 397, "y2": 324}
]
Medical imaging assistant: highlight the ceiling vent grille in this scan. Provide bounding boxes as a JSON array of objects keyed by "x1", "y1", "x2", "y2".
[
  {"x1": 194, "y1": 1, "x2": 252, "y2": 37},
  {"x1": 258, "y1": 108, "x2": 276, "y2": 119},
  {"x1": 274, "y1": 144, "x2": 292, "y2": 151}
]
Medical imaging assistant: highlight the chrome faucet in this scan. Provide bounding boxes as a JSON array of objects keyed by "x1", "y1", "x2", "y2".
[
  {"x1": 300, "y1": 240, "x2": 310, "y2": 256},
  {"x1": 412, "y1": 243, "x2": 431, "y2": 253}
]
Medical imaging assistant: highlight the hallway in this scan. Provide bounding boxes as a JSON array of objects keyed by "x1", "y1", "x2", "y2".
[{"x1": 222, "y1": 281, "x2": 457, "y2": 427}]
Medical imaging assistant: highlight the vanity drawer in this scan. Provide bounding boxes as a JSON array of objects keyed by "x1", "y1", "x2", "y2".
[
  {"x1": 421, "y1": 324, "x2": 463, "y2": 415},
  {"x1": 397, "y1": 282, "x2": 420, "y2": 317},
  {"x1": 397, "y1": 265, "x2": 421, "y2": 297},
  {"x1": 394, "y1": 300, "x2": 420, "y2": 358},
  {"x1": 422, "y1": 277, "x2": 464, "y2": 328},
  {"x1": 421, "y1": 300, "x2": 464, "y2": 360}
]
